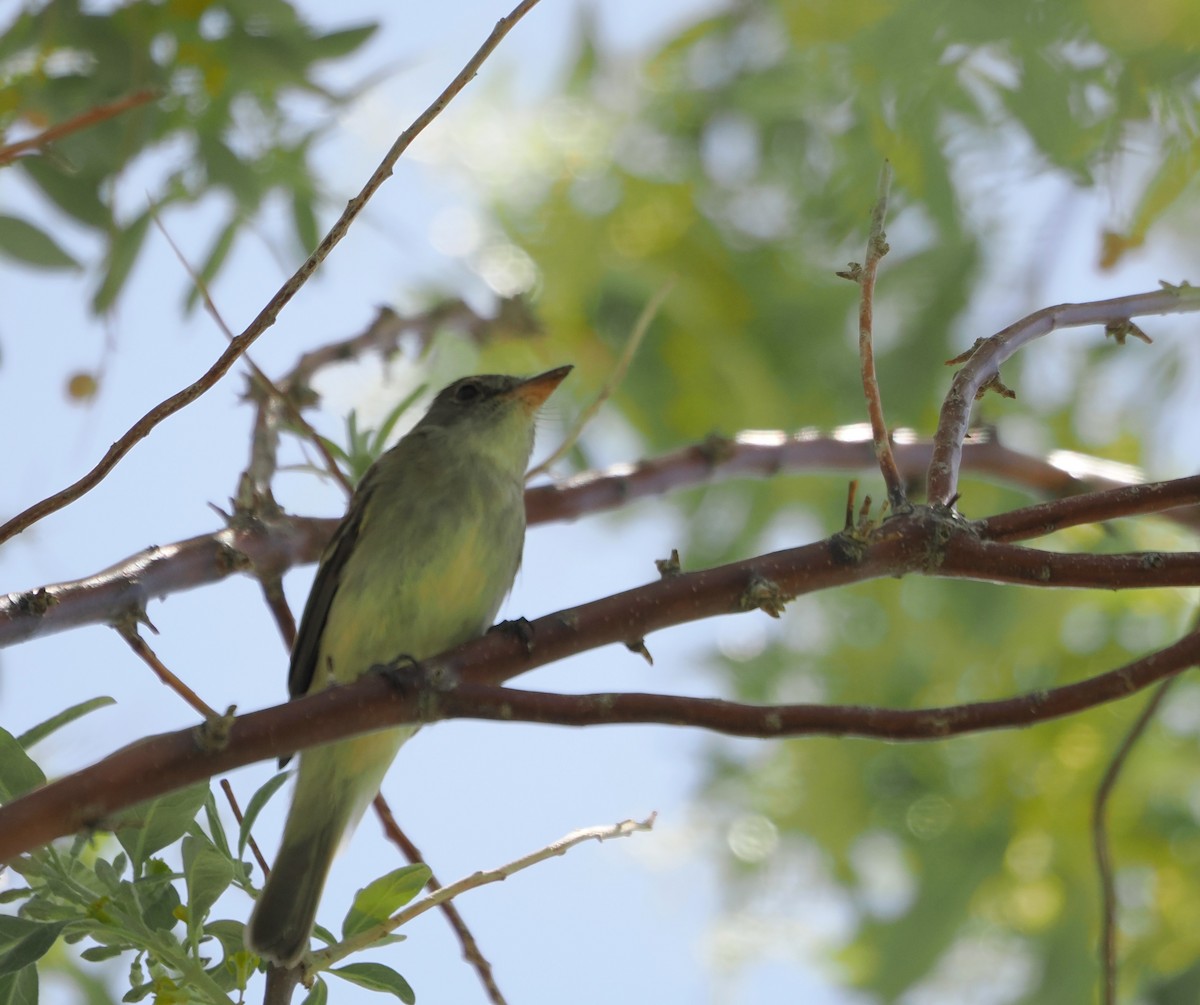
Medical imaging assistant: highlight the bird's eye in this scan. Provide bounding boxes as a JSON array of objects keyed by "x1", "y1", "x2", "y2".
[{"x1": 454, "y1": 381, "x2": 481, "y2": 403}]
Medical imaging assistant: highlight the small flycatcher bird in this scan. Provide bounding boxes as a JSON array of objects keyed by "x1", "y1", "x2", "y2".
[{"x1": 247, "y1": 365, "x2": 571, "y2": 967}]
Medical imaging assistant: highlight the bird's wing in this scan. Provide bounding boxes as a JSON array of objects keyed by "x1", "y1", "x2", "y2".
[{"x1": 287, "y1": 484, "x2": 374, "y2": 700}]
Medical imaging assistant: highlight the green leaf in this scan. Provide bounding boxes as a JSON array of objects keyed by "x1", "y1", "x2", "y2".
[
  {"x1": 369, "y1": 385, "x2": 428, "y2": 456},
  {"x1": 181, "y1": 833, "x2": 234, "y2": 931},
  {"x1": 329, "y1": 963, "x2": 415, "y2": 1003},
  {"x1": 0, "y1": 917, "x2": 67, "y2": 976},
  {"x1": 0, "y1": 963, "x2": 37, "y2": 1005},
  {"x1": 291, "y1": 192, "x2": 318, "y2": 255},
  {"x1": 18, "y1": 157, "x2": 110, "y2": 229},
  {"x1": 0, "y1": 214, "x2": 81, "y2": 270},
  {"x1": 183, "y1": 215, "x2": 240, "y2": 313},
  {"x1": 200, "y1": 793, "x2": 230, "y2": 860},
  {"x1": 341, "y1": 865, "x2": 430, "y2": 940},
  {"x1": 92, "y1": 209, "x2": 152, "y2": 312},
  {"x1": 93, "y1": 854, "x2": 125, "y2": 892},
  {"x1": 0, "y1": 728, "x2": 45, "y2": 803},
  {"x1": 133, "y1": 859, "x2": 183, "y2": 934},
  {"x1": 108, "y1": 783, "x2": 208, "y2": 874},
  {"x1": 309, "y1": 24, "x2": 378, "y2": 62},
  {"x1": 300, "y1": 977, "x2": 328, "y2": 1005},
  {"x1": 16, "y1": 696, "x2": 116, "y2": 750},
  {"x1": 122, "y1": 981, "x2": 154, "y2": 1003},
  {"x1": 80, "y1": 945, "x2": 125, "y2": 962},
  {"x1": 237, "y1": 771, "x2": 290, "y2": 858}
]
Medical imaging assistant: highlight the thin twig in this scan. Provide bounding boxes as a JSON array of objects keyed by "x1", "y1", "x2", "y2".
[
  {"x1": 927, "y1": 284, "x2": 1200, "y2": 507},
  {"x1": 854, "y1": 161, "x2": 905, "y2": 509},
  {"x1": 0, "y1": 0, "x2": 544, "y2": 547},
  {"x1": 1092, "y1": 678, "x2": 1178, "y2": 1005},
  {"x1": 115, "y1": 621, "x2": 218, "y2": 720},
  {"x1": 526, "y1": 277, "x2": 674, "y2": 480},
  {"x1": 0, "y1": 89, "x2": 158, "y2": 166},
  {"x1": 309, "y1": 815, "x2": 656, "y2": 971},
  {"x1": 150, "y1": 212, "x2": 352, "y2": 497},
  {"x1": 221, "y1": 778, "x2": 271, "y2": 879},
  {"x1": 373, "y1": 795, "x2": 508, "y2": 1005}
]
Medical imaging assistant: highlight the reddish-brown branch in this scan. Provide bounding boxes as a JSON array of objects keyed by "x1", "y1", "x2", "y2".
[
  {"x1": 222, "y1": 779, "x2": 271, "y2": 880},
  {"x1": 116, "y1": 622, "x2": 219, "y2": 720},
  {"x1": 6, "y1": 446, "x2": 1200, "y2": 650},
  {"x1": 0, "y1": 89, "x2": 158, "y2": 166},
  {"x1": 927, "y1": 285, "x2": 1200, "y2": 507},
  {"x1": 975, "y1": 473, "x2": 1200, "y2": 542},
  {"x1": 3, "y1": 514, "x2": 1200, "y2": 860},
  {"x1": 0, "y1": 0, "x2": 544, "y2": 547}
]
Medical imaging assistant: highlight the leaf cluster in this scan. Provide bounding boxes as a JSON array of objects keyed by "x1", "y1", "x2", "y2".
[
  {"x1": 0, "y1": 707, "x2": 426, "y2": 1004},
  {"x1": 0, "y1": 0, "x2": 378, "y2": 311}
]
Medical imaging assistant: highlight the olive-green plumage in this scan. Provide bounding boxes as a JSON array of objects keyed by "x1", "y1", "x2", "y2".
[{"x1": 247, "y1": 366, "x2": 571, "y2": 968}]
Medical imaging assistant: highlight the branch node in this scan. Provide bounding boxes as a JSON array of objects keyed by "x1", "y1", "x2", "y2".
[
  {"x1": 625, "y1": 639, "x2": 654, "y2": 666},
  {"x1": 488, "y1": 617, "x2": 536, "y2": 654},
  {"x1": 975, "y1": 371, "x2": 1016, "y2": 401},
  {"x1": 835, "y1": 262, "x2": 862, "y2": 282},
  {"x1": 655, "y1": 549, "x2": 682, "y2": 578},
  {"x1": 944, "y1": 337, "x2": 989, "y2": 366},
  {"x1": 193, "y1": 705, "x2": 238, "y2": 754},
  {"x1": 14, "y1": 587, "x2": 58, "y2": 617},
  {"x1": 696, "y1": 433, "x2": 736, "y2": 467},
  {"x1": 1105, "y1": 320, "x2": 1152, "y2": 346},
  {"x1": 737, "y1": 576, "x2": 789, "y2": 619}
]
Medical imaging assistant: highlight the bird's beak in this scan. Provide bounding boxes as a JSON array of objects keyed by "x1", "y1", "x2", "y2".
[{"x1": 512, "y1": 365, "x2": 573, "y2": 411}]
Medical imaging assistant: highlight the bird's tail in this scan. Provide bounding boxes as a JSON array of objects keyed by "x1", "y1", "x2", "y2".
[
  {"x1": 247, "y1": 804, "x2": 346, "y2": 969},
  {"x1": 246, "y1": 727, "x2": 413, "y2": 968}
]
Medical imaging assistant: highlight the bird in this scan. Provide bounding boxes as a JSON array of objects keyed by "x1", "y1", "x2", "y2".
[{"x1": 247, "y1": 365, "x2": 572, "y2": 968}]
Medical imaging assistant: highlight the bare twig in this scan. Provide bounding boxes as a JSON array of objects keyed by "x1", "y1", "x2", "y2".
[
  {"x1": 0, "y1": 89, "x2": 158, "y2": 165},
  {"x1": 1092, "y1": 678, "x2": 1178, "y2": 1005},
  {"x1": 373, "y1": 795, "x2": 508, "y2": 1005},
  {"x1": 852, "y1": 161, "x2": 905, "y2": 509},
  {"x1": 150, "y1": 212, "x2": 351, "y2": 497},
  {"x1": 526, "y1": 277, "x2": 674, "y2": 480},
  {"x1": 115, "y1": 621, "x2": 218, "y2": 720},
  {"x1": 0, "y1": 0, "x2": 544, "y2": 546},
  {"x1": 308, "y1": 815, "x2": 655, "y2": 971},
  {"x1": 221, "y1": 778, "x2": 270, "y2": 879},
  {"x1": 927, "y1": 284, "x2": 1200, "y2": 507}
]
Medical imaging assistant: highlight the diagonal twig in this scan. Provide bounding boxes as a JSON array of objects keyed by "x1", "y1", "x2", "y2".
[
  {"x1": 373, "y1": 795, "x2": 508, "y2": 1005},
  {"x1": 0, "y1": 89, "x2": 158, "y2": 166},
  {"x1": 526, "y1": 277, "x2": 674, "y2": 481},
  {"x1": 1092, "y1": 677, "x2": 1178, "y2": 1005},
  {"x1": 309, "y1": 815, "x2": 655, "y2": 971},
  {"x1": 0, "y1": 0, "x2": 545, "y2": 547}
]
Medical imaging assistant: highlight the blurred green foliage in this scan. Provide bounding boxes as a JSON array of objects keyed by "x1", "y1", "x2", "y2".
[
  {"x1": 472, "y1": 1, "x2": 1200, "y2": 1001},
  {"x1": 0, "y1": 0, "x2": 375, "y2": 311}
]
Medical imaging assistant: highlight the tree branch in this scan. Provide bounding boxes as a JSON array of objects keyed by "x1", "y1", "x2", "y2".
[
  {"x1": 8, "y1": 436, "x2": 1198, "y2": 649},
  {"x1": 3, "y1": 511, "x2": 1200, "y2": 860},
  {"x1": 926, "y1": 283, "x2": 1200, "y2": 507}
]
